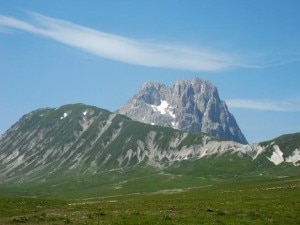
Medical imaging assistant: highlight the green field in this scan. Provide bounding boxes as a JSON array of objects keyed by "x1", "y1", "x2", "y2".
[{"x1": 0, "y1": 175, "x2": 299, "y2": 225}]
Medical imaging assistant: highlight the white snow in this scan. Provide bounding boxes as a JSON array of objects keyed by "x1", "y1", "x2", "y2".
[
  {"x1": 151, "y1": 100, "x2": 169, "y2": 114},
  {"x1": 171, "y1": 121, "x2": 179, "y2": 128},
  {"x1": 151, "y1": 122, "x2": 155, "y2": 125},
  {"x1": 82, "y1": 110, "x2": 88, "y2": 116},
  {"x1": 151, "y1": 100, "x2": 176, "y2": 118},
  {"x1": 267, "y1": 145, "x2": 284, "y2": 165},
  {"x1": 285, "y1": 148, "x2": 300, "y2": 166},
  {"x1": 60, "y1": 112, "x2": 68, "y2": 120}
]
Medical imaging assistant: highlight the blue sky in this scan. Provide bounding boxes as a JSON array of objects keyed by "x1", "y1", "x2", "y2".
[{"x1": 1, "y1": 0, "x2": 300, "y2": 143}]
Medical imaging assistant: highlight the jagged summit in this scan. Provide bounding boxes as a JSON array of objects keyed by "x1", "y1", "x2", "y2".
[{"x1": 118, "y1": 77, "x2": 248, "y2": 144}]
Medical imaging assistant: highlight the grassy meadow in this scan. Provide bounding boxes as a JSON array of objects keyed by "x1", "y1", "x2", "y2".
[{"x1": 0, "y1": 175, "x2": 299, "y2": 225}]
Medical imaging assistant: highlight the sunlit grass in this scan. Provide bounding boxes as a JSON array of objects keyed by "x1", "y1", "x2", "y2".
[{"x1": 0, "y1": 176, "x2": 299, "y2": 224}]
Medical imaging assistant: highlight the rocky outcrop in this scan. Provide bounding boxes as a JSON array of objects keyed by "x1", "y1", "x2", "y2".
[{"x1": 118, "y1": 77, "x2": 248, "y2": 144}]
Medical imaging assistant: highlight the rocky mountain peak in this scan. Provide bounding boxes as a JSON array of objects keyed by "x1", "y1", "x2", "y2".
[
  {"x1": 118, "y1": 77, "x2": 248, "y2": 144},
  {"x1": 138, "y1": 81, "x2": 168, "y2": 105}
]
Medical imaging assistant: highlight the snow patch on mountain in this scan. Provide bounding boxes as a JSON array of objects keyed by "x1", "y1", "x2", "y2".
[
  {"x1": 267, "y1": 145, "x2": 284, "y2": 165},
  {"x1": 173, "y1": 121, "x2": 180, "y2": 129},
  {"x1": 150, "y1": 100, "x2": 175, "y2": 118},
  {"x1": 286, "y1": 148, "x2": 300, "y2": 166},
  {"x1": 151, "y1": 100, "x2": 168, "y2": 114},
  {"x1": 60, "y1": 112, "x2": 68, "y2": 120}
]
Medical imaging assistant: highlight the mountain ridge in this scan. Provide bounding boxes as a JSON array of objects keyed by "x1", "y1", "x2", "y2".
[{"x1": 0, "y1": 103, "x2": 299, "y2": 185}]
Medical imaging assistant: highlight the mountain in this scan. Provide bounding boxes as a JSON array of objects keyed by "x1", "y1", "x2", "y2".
[
  {"x1": 0, "y1": 104, "x2": 299, "y2": 185},
  {"x1": 118, "y1": 77, "x2": 248, "y2": 144}
]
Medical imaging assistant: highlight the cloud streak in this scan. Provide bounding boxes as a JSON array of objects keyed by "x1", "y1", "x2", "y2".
[
  {"x1": 0, "y1": 12, "x2": 247, "y2": 72},
  {"x1": 226, "y1": 99, "x2": 300, "y2": 112}
]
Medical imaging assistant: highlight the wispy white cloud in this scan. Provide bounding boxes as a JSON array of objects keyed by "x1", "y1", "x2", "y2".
[
  {"x1": 0, "y1": 12, "x2": 247, "y2": 72},
  {"x1": 226, "y1": 99, "x2": 300, "y2": 112}
]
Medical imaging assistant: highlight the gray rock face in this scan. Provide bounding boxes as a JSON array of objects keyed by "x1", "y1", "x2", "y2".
[{"x1": 118, "y1": 77, "x2": 248, "y2": 144}]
